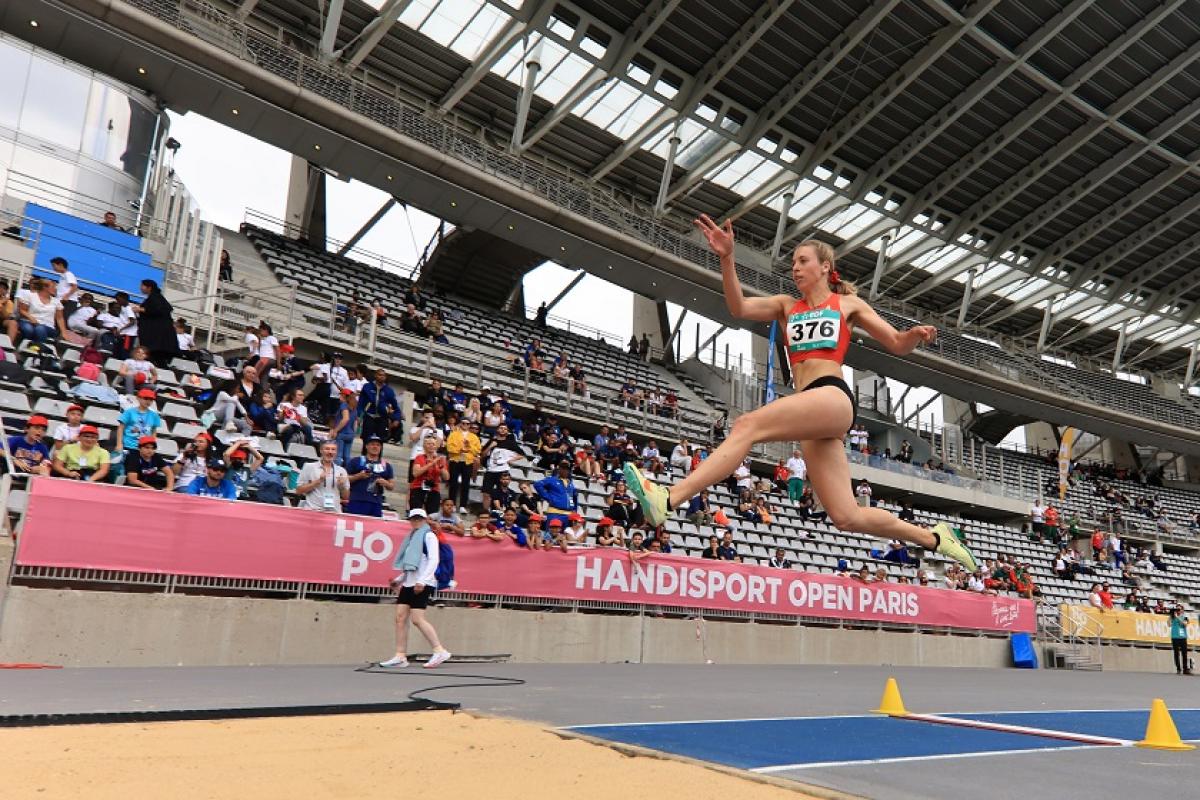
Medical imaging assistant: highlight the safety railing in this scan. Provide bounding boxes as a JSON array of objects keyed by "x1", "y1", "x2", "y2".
[{"x1": 242, "y1": 209, "x2": 419, "y2": 279}]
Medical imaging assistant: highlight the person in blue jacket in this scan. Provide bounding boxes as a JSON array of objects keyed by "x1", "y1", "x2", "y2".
[
  {"x1": 359, "y1": 368, "x2": 401, "y2": 445},
  {"x1": 185, "y1": 459, "x2": 238, "y2": 500},
  {"x1": 534, "y1": 458, "x2": 578, "y2": 529}
]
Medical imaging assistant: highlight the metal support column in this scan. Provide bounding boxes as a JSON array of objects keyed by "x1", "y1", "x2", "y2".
[
  {"x1": 956, "y1": 267, "x2": 977, "y2": 329},
  {"x1": 654, "y1": 127, "x2": 682, "y2": 216},
  {"x1": 511, "y1": 40, "x2": 543, "y2": 153},
  {"x1": 1037, "y1": 295, "x2": 1057, "y2": 352},
  {"x1": 544, "y1": 270, "x2": 587, "y2": 314},
  {"x1": 868, "y1": 234, "x2": 892, "y2": 300},
  {"x1": 338, "y1": 198, "x2": 396, "y2": 256},
  {"x1": 319, "y1": 0, "x2": 346, "y2": 60},
  {"x1": 1112, "y1": 320, "x2": 1129, "y2": 372},
  {"x1": 770, "y1": 187, "x2": 797, "y2": 262},
  {"x1": 1185, "y1": 340, "x2": 1200, "y2": 387}
]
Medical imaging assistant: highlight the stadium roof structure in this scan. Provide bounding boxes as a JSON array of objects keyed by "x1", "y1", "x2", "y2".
[
  {"x1": 135, "y1": 1, "x2": 1200, "y2": 376},
  {"x1": 244, "y1": 0, "x2": 1200, "y2": 377}
]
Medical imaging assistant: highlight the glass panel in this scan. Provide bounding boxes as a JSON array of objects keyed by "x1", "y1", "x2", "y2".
[
  {"x1": 20, "y1": 54, "x2": 90, "y2": 150},
  {"x1": 0, "y1": 41, "x2": 32, "y2": 131},
  {"x1": 82, "y1": 82, "x2": 157, "y2": 182}
]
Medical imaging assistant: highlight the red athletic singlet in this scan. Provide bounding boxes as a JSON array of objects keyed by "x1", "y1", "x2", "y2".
[{"x1": 785, "y1": 293, "x2": 851, "y2": 366}]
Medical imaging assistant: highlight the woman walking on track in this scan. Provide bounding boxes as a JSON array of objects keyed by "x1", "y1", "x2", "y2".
[{"x1": 625, "y1": 214, "x2": 978, "y2": 572}]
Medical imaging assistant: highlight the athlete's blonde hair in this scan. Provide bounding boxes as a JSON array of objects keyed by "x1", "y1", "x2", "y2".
[{"x1": 796, "y1": 239, "x2": 857, "y2": 295}]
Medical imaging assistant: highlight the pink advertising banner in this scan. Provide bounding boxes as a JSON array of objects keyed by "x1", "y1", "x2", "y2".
[{"x1": 16, "y1": 479, "x2": 1034, "y2": 632}]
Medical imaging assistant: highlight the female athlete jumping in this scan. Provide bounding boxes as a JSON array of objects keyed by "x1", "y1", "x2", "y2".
[{"x1": 624, "y1": 214, "x2": 978, "y2": 571}]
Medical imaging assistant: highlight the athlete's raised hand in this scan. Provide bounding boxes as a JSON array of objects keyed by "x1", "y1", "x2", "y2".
[
  {"x1": 910, "y1": 325, "x2": 937, "y2": 345},
  {"x1": 694, "y1": 214, "x2": 735, "y2": 260}
]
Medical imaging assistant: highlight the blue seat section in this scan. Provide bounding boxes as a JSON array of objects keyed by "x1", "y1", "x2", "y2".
[{"x1": 22, "y1": 203, "x2": 160, "y2": 299}]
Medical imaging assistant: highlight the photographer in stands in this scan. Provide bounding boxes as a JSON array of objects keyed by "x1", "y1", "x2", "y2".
[
  {"x1": 172, "y1": 432, "x2": 218, "y2": 491},
  {"x1": 345, "y1": 434, "x2": 395, "y2": 517}
]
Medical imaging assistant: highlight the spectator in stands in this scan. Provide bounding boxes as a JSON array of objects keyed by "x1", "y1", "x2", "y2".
[
  {"x1": 345, "y1": 435, "x2": 395, "y2": 517},
  {"x1": 700, "y1": 535, "x2": 722, "y2": 559},
  {"x1": 252, "y1": 321, "x2": 279, "y2": 381},
  {"x1": 848, "y1": 423, "x2": 868, "y2": 453},
  {"x1": 51, "y1": 404, "x2": 84, "y2": 452},
  {"x1": 329, "y1": 388, "x2": 359, "y2": 467},
  {"x1": 445, "y1": 418, "x2": 481, "y2": 514},
  {"x1": 768, "y1": 547, "x2": 793, "y2": 569},
  {"x1": 483, "y1": 473, "x2": 519, "y2": 520},
  {"x1": 209, "y1": 380, "x2": 250, "y2": 435},
  {"x1": 400, "y1": 303, "x2": 426, "y2": 336},
  {"x1": 685, "y1": 489, "x2": 713, "y2": 526},
  {"x1": 403, "y1": 284, "x2": 428, "y2": 312},
  {"x1": 667, "y1": 438, "x2": 691, "y2": 476},
  {"x1": 124, "y1": 436, "x2": 174, "y2": 491},
  {"x1": 172, "y1": 432, "x2": 216, "y2": 491},
  {"x1": 173, "y1": 319, "x2": 196, "y2": 358},
  {"x1": 881, "y1": 540, "x2": 914, "y2": 566},
  {"x1": 99, "y1": 211, "x2": 126, "y2": 232},
  {"x1": 49, "y1": 257, "x2": 79, "y2": 318},
  {"x1": 219, "y1": 249, "x2": 232, "y2": 282},
  {"x1": 783, "y1": 448, "x2": 807, "y2": 501},
  {"x1": 15, "y1": 277, "x2": 65, "y2": 345},
  {"x1": 222, "y1": 441, "x2": 264, "y2": 499},
  {"x1": 119, "y1": 344, "x2": 158, "y2": 395},
  {"x1": 425, "y1": 309, "x2": 449, "y2": 344},
  {"x1": 535, "y1": 459, "x2": 580, "y2": 528},
  {"x1": 638, "y1": 333, "x2": 651, "y2": 361},
  {"x1": 606, "y1": 478, "x2": 637, "y2": 532},
  {"x1": 0, "y1": 278, "x2": 16, "y2": 343},
  {"x1": 479, "y1": 423, "x2": 525, "y2": 513},
  {"x1": 276, "y1": 389, "x2": 316, "y2": 448},
  {"x1": 408, "y1": 410, "x2": 444, "y2": 466},
  {"x1": 116, "y1": 388, "x2": 162, "y2": 453},
  {"x1": 432, "y1": 498, "x2": 466, "y2": 538},
  {"x1": 359, "y1": 368, "x2": 400, "y2": 445},
  {"x1": 855, "y1": 479, "x2": 874, "y2": 507},
  {"x1": 1098, "y1": 582, "x2": 1115, "y2": 609},
  {"x1": 112, "y1": 291, "x2": 138, "y2": 358},
  {"x1": 718, "y1": 531, "x2": 741, "y2": 562},
  {"x1": 561, "y1": 513, "x2": 588, "y2": 547},
  {"x1": 296, "y1": 440, "x2": 350, "y2": 512},
  {"x1": 410, "y1": 435, "x2": 449, "y2": 515},
  {"x1": 186, "y1": 458, "x2": 237, "y2": 499},
  {"x1": 137, "y1": 280, "x2": 178, "y2": 367},
  {"x1": 52, "y1": 424, "x2": 110, "y2": 482},
  {"x1": 897, "y1": 439, "x2": 913, "y2": 463}
]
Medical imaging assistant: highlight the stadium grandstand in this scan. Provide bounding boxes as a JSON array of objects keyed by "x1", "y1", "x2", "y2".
[{"x1": 3, "y1": 0, "x2": 1200, "y2": 795}]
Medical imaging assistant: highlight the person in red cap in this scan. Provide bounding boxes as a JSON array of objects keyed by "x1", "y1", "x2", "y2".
[
  {"x1": 8, "y1": 416, "x2": 52, "y2": 475},
  {"x1": 116, "y1": 388, "x2": 162, "y2": 452},
  {"x1": 525, "y1": 514, "x2": 547, "y2": 550},
  {"x1": 595, "y1": 517, "x2": 623, "y2": 547},
  {"x1": 52, "y1": 403, "x2": 85, "y2": 452},
  {"x1": 52, "y1": 425, "x2": 110, "y2": 482},
  {"x1": 562, "y1": 513, "x2": 588, "y2": 547},
  {"x1": 172, "y1": 431, "x2": 217, "y2": 492},
  {"x1": 124, "y1": 435, "x2": 174, "y2": 491}
]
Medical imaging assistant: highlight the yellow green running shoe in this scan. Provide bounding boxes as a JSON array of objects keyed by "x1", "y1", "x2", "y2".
[
  {"x1": 932, "y1": 522, "x2": 978, "y2": 572},
  {"x1": 623, "y1": 462, "x2": 670, "y2": 527}
]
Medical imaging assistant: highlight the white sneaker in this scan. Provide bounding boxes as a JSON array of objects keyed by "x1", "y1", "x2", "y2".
[
  {"x1": 458, "y1": 507, "x2": 468, "y2": 514},
  {"x1": 424, "y1": 651, "x2": 451, "y2": 669},
  {"x1": 378, "y1": 656, "x2": 409, "y2": 668}
]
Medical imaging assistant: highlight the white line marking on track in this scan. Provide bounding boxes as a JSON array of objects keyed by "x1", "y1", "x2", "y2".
[
  {"x1": 901, "y1": 712, "x2": 1133, "y2": 746},
  {"x1": 561, "y1": 713, "x2": 877, "y2": 729},
  {"x1": 751, "y1": 744, "x2": 1115, "y2": 773}
]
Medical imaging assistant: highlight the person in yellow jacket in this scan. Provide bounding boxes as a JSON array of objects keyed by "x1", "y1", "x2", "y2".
[{"x1": 445, "y1": 418, "x2": 481, "y2": 514}]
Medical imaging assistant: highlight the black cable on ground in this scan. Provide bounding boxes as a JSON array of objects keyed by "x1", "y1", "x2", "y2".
[
  {"x1": 0, "y1": 699, "x2": 452, "y2": 728},
  {"x1": 354, "y1": 663, "x2": 527, "y2": 708}
]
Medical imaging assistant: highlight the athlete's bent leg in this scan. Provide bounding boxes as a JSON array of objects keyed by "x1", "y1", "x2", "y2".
[
  {"x1": 664, "y1": 387, "x2": 853, "y2": 508},
  {"x1": 803, "y1": 438, "x2": 977, "y2": 570}
]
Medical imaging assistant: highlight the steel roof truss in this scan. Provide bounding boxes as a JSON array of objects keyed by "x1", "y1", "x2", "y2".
[{"x1": 663, "y1": 0, "x2": 901, "y2": 206}]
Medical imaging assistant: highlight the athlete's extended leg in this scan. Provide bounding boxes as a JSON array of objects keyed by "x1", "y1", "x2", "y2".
[{"x1": 803, "y1": 437, "x2": 976, "y2": 570}]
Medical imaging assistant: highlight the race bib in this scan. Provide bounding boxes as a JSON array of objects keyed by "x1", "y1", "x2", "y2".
[{"x1": 787, "y1": 308, "x2": 841, "y2": 352}]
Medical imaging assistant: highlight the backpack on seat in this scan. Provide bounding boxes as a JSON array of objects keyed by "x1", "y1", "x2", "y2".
[{"x1": 249, "y1": 465, "x2": 286, "y2": 504}]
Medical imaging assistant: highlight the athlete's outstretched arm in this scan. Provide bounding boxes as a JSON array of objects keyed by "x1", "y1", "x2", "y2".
[
  {"x1": 845, "y1": 295, "x2": 936, "y2": 356},
  {"x1": 694, "y1": 214, "x2": 790, "y2": 322}
]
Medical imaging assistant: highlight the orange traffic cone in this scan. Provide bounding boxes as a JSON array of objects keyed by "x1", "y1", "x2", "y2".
[
  {"x1": 1135, "y1": 698, "x2": 1195, "y2": 751},
  {"x1": 872, "y1": 677, "x2": 908, "y2": 717}
]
